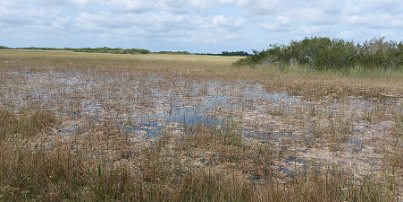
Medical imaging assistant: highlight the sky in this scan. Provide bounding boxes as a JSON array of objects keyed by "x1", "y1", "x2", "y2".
[{"x1": 1, "y1": 0, "x2": 402, "y2": 53}]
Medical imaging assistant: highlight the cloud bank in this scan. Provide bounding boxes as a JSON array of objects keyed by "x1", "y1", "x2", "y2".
[{"x1": 0, "y1": 0, "x2": 402, "y2": 53}]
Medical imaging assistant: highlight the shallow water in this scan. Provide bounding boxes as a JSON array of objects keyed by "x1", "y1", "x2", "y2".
[
  {"x1": 1, "y1": 69, "x2": 401, "y2": 141},
  {"x1": 2, "y1": 68, "x2": 402, "y2": 184}
]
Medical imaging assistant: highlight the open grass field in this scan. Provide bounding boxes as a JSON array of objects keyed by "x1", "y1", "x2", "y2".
[{"x1": 0, "y1": 49, "x2": 402, "y2": 201}]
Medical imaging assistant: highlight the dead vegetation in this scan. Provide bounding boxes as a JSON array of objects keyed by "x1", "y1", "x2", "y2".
[{"x1": 0, "y1": 50, "x2": 402, "y2": 201}]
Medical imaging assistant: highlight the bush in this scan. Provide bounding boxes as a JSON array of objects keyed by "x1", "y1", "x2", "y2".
[{"x1": 236, "y1": 37, "x2": 403, "y2": 70}]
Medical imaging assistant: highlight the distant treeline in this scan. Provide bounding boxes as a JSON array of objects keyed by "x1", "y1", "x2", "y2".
[
  {"x1": 14, "y1": 47, "x2": 151, "y2": 54},
  {"x1": 154, "y1": 51, "x2": 250, "y2": 56},
  {"x1": 196, "y1": 51, "x2": 250, "y2": 56},
  {"x1": 156, "y1": 51, "x2": 191, "y2": 55},
  {"x1": 71, "y1": 47, "x2": 151, "y2": 54},
  {"x1": 0, "y1": 46, "x2": 250, "y2": 56},
  {"x1": 236, "y1": 37, "x2": 403, "y2": 70}
]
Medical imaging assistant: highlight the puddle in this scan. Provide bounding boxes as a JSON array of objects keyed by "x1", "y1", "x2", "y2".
[
  {"x1": 119, "y1": 122, "x2": 163, "y2": 137},
  {"x1": 168, "y1": 107, "x2": 224, "y2": 128},
  {"x1": 104, "y1": 79, "x2": 301, "y2": 137},
  {"x1": 347, "y1": 137, "x2": 364, "y2": 152},
  {"x1": 278, "y1": 156, "x2": 309, "y2": 176},
  {"x1": 285, "y1": 156, "x2": 307, "y2": 165}
]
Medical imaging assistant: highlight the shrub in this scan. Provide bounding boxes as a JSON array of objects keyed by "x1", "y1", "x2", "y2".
[{"x1": 236, "y1": 37, "x2": 403, "y2": 70}]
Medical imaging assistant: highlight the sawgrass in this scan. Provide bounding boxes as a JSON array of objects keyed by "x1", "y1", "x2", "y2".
[{"x1": 0, "y1": 49, "x2": 401, "y2": 201}]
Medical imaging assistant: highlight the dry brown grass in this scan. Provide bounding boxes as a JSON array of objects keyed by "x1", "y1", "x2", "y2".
[
  {"x1": 0, "y1": 49, "x2": 402, "y2": 201},
  {"x1": 0, "y1": 120, "x2": 395, "y2": 201},
  {"x1": 1, "y1": 49, "x2": 402, "y2": 100},
  {"x1": 0, "y1": 107, "x2": 59, "y2": 138}
]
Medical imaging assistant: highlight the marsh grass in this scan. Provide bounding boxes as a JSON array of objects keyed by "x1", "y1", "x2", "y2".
[
  {"x1": 0, "y1": 50, "x2": 402, "y2": 201},
  {"x1": 0, "y1": 125, "x2": 397, "y2": 201},
  {"x1": 0, "y1": 107, "x2": 59, "y2": 138}
]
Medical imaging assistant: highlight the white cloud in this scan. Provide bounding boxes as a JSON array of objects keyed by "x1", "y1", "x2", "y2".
[
  {"x1": 103, "y1": 0, "x2": 154, "y2": 13},
  {"x1": 260, "y1": 16, "x2": 290, "y2": 32},
  {"x1": 0, "y1": 0, "x2": 402, "y2": 52}
]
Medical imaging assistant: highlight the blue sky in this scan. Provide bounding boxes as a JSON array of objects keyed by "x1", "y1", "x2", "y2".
[{"x1": 1, "y1": 0, "x2": 402, "y2": 53}]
